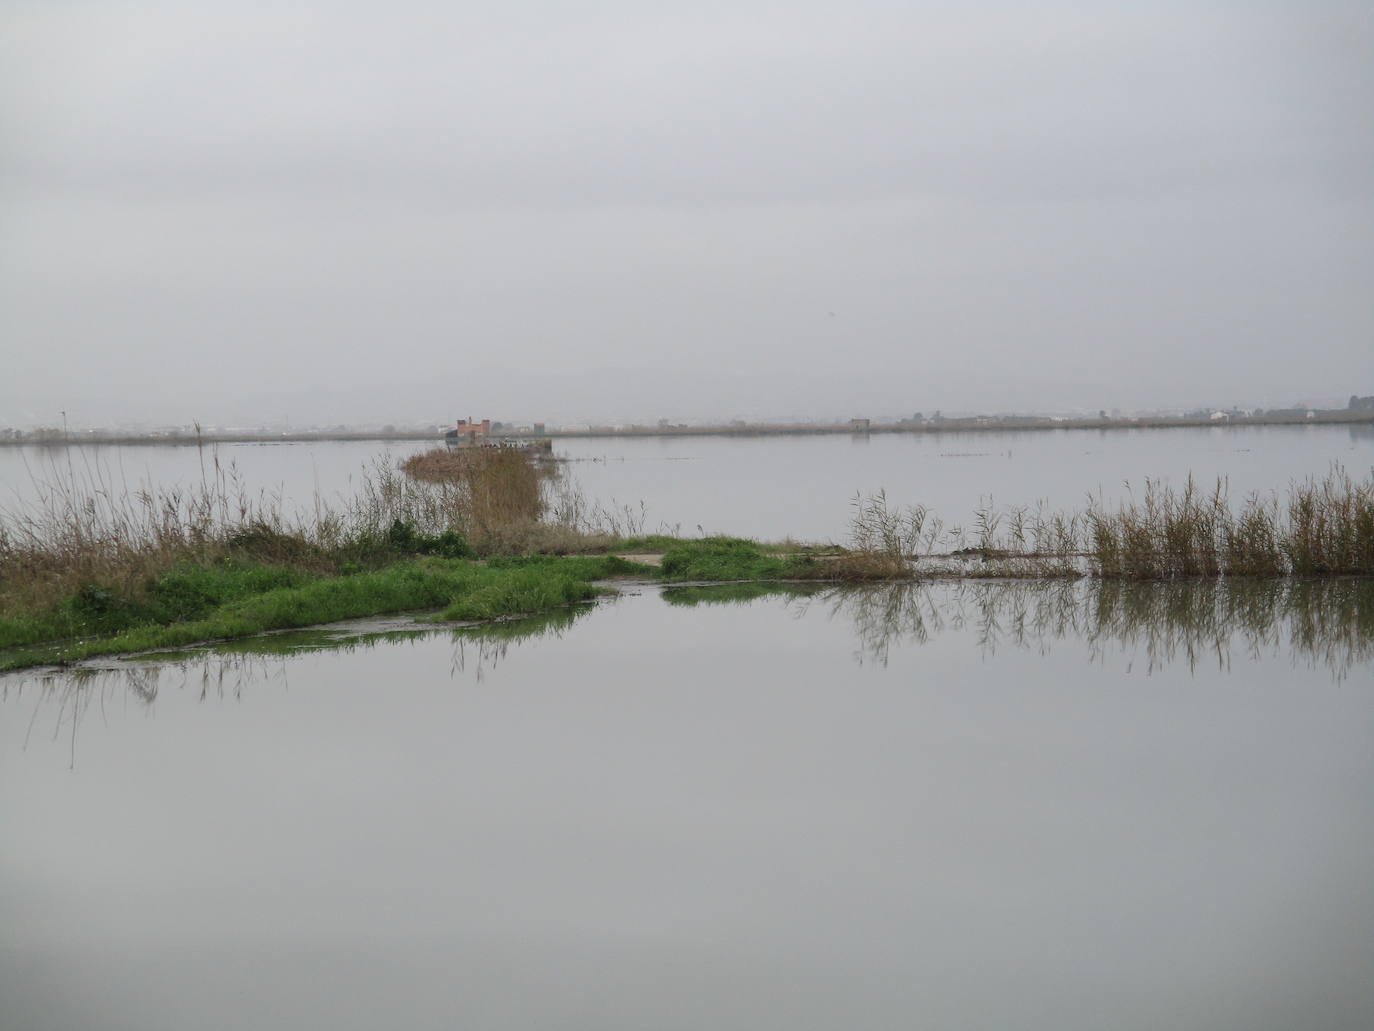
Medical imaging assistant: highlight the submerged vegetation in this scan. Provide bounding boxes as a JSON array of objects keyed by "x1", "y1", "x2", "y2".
[{"x1": 0, "y1": 444, "x2": 1371, "y2": 671}]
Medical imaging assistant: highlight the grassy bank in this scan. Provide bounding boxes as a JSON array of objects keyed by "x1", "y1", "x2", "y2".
[
  {"x1": 0, "y1": 537, "x2": 859, "y2": 671},
  {"x1": 0, "y1": 554, "x2": 654, "y2": 671}
]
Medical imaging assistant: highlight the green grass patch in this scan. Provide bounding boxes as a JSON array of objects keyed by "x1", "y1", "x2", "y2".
[
  {"x1": 481, "y1": 553, "x2": 656, "y2": 578},
  {"x1": 0, "y1": 554, "x2": 651, "y2": 671},
  {"x1": 434, "y1": 568, "x2": 598, "y2": 622},
  {"x1": 0, "y1": 559, "x2": 317, "y2": 651},
  {"x1": 658, "y1": 537, "x2": 803, "y2": 581}
]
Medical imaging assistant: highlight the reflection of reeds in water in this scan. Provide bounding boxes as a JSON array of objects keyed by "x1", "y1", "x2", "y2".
[
  {"x1": 9, "y1": 577, "x2": 1373, "y2": 765},
  {"x1": 661, "y1": 582, "x2": 829, "y2": 607},
  {"x1": 3, "y1": 654, "x2": 289, "y2": 768},
  {"x1": 824, "y1": 579, "x2": 1087, "y2": 666},
  {"x1": 3, "y1": 607, "x2": 595, "y2": 755},
  {"x1": 1088, "y1": 577, "x2": 1374, "y2": 677},
  {"x1": 672, "y1": 578, "x2": 1374, "y2": 677},
  {"x1": 449, "y1": 605, "x2": 592, "y2": 682},
  {"x1": 4, "y1": 603, "x2": 604, "y2": 765}
]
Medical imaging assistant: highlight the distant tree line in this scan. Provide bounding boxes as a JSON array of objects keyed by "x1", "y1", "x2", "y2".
[{"x1": 1350, "y1": 395, "x2": 1374, "y2": 411}]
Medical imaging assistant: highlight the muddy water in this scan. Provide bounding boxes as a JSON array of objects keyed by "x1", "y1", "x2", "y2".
[
  {"x1": 3, "y1": 580, "x2": 1372, "y2": 1030},
  {"x1": 3, "y1": 423, "x2": 1372, "y2": 541}
]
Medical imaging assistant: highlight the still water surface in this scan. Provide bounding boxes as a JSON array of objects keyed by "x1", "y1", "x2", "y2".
[
  {"x1": 3, "y1": 424, "x2": 1372, "y2": 541},
  {"x1": 3, "y1": 580, "x2": 1372, "y2": 1030}
]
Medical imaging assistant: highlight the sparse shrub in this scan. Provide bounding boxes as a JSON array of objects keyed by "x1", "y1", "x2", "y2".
[{"x1": 386, "y1": 520, "x2": 473, "y2": 559}]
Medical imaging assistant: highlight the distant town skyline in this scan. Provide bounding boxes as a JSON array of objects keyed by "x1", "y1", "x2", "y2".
[{"x1": 4, "y1": 392, "x2": 1369, "y2": 438}]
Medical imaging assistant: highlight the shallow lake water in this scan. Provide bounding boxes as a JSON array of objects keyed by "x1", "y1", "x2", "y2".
[
  {"x1": 3, "y1": 423, "x2": 1372, "y2": 542},
  {"x1": 3, "y1": 579, "x2": 1372, "y2": 1030}
]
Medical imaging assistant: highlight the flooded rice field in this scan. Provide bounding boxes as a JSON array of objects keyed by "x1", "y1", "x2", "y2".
[{"x1": 4, "y1": 579, "x2": 1372, "y2": 1030}]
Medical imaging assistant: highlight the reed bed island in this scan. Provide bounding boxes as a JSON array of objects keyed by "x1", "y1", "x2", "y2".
[{"x1": 1, "y1": 446, "x2": 1370, "y2": 671}]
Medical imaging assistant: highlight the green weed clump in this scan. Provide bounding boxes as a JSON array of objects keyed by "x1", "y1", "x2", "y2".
[
  {"x1": 659, "y1": 538, "x2": 792, "y2": 581},
  {"x1": 0, "y1": 560, "x2": 316, "y2": 652},
  {"x1": 385, "y1": 519, "x2": 473, "y2": 559},
  {"x1": 435, "y1": 569, "x2": 596, "y2": 622}
]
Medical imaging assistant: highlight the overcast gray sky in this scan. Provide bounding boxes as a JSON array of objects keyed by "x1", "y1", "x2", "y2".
[{"x1": 2, "y1": 0, "x2": 1371, "y2": 427}]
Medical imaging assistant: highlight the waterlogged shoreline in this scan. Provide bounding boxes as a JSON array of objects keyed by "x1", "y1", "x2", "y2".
[{"x1": 4, "y1": 540, "x2": 1373, "y2": 672}]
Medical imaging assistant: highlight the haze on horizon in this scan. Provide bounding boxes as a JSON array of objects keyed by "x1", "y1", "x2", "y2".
[{"x1": 2, "y1": 0, "x2": 1371, "y2": 430}]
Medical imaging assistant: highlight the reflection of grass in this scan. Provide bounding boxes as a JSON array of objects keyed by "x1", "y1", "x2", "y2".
[
  {"x1": 661, "y1": 582, "x2": 824, "y2": 607},
  {"x1": 211, "y1": 626, "x2": 434, "y2": 658},
  {"x1": 450, "y1": 604, "x2": 593, "y2": 679},
  {"x1": 137, "y1": 609, "x2": 588, "y2": 667},
  {"x1": 137, "y1": 626, "x2": 436, "y2": 663}
]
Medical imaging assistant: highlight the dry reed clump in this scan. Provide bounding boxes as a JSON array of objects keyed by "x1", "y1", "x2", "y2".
[
  {"x1": 843, "y1": 491, "x2": 1085, "y2": 578},
  {"x1": 835, "y1": 490, "x2": 925, "y2": 578},
  {"x1": 412, "y1": 448, "x2": 663, "y2": 553},
  {"x1": 1087, "y1": 477, "x2": 1228, "y2": 579},
  {"x1": 0, "y1": 450, "x2": 304, "y2": 617},
  {"x1": 396, "y1": 448, "x2": 552, "y2": 546},
  {"x1": 1085, "y1": 469, "x2": 1374, "y2": 579},
  {"x1": 405, "y1": 449, "x2": 653, "y2": 555},
  {"x1": 339, "y1": 450, "x2": 553, "y2": 551},
  {"x1": 847, "y1": 467, "x2": 1373, "y2": 580},
  {"x1": 402, "y1": 446, "x2": 554, "y2": 486},
  {"x1": 0, "y1": 445, "x2": 638, "y2": 619},
  {"x1": 1282, "y1": 472, "x2": 1374, "y2": 575}
]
